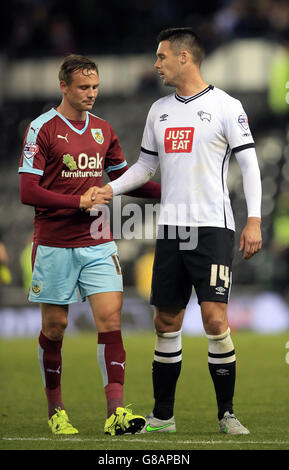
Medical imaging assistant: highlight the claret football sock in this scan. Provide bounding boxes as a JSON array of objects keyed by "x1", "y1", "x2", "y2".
[
  {"x1": 38, "y1": 331, "x2": 64, "y2": 418},
  {"x1": 206, "y1": 328, "x2": 236, "y2": 420},
  {"x1": 97, "y1": 330, "x2": 126, "y2": 417},
  {"x1": 152, "y1": 330, "x2": 182, "y2": 420}
]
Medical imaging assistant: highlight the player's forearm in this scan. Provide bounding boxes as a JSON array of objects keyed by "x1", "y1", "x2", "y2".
[
  {"x1": 108, "y1": 153, "x2": 159, "y2": 196},
  {"x1": 108, "y1": 161, "x2": 152, "y2": 196},
  {"x1": 108, "y1": 166, "x2": 161, "y2": 199},
  {"x1": 234, "y1": 147, "x2": 262, "y2": 218},
  {"x1": 243, "y1": 176, "x2": 262, "y2": 218},
  {"x1": 247, "y1": 217, "x2": 261, "y2": 224},
  {"x1": 20, "y1": 173, "x2": 80, "y2": 209}
]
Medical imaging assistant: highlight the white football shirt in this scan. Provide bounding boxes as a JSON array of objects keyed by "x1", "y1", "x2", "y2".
[{"x1": 141, "y1": 85, "x2": 256, "y2": 230}]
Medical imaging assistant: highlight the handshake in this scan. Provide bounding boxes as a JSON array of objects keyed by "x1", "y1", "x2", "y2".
[{"x1": 79, "y1": 184, "x2": 113, "y2": 211}]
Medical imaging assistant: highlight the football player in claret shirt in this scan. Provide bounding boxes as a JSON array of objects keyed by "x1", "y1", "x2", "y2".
[
  {"x1": 102, "y1": 28, "x2": 262, "y2": 435},
  {"x1": 19, "y1": 54, "x2": 161, "y2": 436}
]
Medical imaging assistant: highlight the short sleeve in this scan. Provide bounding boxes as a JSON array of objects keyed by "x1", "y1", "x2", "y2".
[
  {"x1": 104, "y1": 124, "x2": 127, "y2": 175},
  {"x1": 140, "y1": 103, "x2": 158, "y2": 156},
  {"x1": 222, "y1": 97, "x2": 255, "y2": 153},
  {"x1": 18, "y1": 122, "x2": 49, "y2": 176}
]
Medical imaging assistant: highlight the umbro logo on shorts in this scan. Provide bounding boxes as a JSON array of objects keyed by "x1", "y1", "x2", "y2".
[{"x1": 215, "y1": 286, "x2": 226, "y2": 295}]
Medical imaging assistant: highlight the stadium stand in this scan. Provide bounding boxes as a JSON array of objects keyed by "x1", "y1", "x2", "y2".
[{"x1": 1, "y1": 0, "x2": 289, "y2": 331}]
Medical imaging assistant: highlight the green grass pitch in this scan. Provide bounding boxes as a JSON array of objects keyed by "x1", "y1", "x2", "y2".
[{"x1": 1, "y1": 331, "x2": 289, "y2": 451}]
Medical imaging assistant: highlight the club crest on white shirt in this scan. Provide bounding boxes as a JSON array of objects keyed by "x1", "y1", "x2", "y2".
[{"x1": 197, "y1": 110, "x2": 211, "y2": 122}]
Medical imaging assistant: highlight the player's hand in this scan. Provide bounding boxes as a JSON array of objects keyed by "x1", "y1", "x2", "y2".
[
  {"x1": 239, "y1": 217, "x2": 262, "y2": 260},
  {"x1": 91, "y1": 185, "x2": 113, "y2": 204},
  {"x1": 98, "y1": 184, "x2": 113, "y2": 199},
  {"x1": 79, "y1": 186, "x2": 112, "y2": 210},
  {"x1": 79, "y1": 186, "x2": 99, "y2": 209}
]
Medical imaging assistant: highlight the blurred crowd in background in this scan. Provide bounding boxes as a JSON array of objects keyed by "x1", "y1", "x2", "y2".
[
  {"x1": 2, "y1": 0, "x2": 289, "y2": 57},
  {"x1": 1, "y1": 0, "x2": 289, "y2": 311}
]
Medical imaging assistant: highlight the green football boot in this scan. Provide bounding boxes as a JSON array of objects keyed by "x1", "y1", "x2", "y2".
[
  {"x1": 104, "y1": 405, "x2": 146, "y2": 436},
  {"x1": 48, "y1": 407, "x2": 79, "y2": 435}
]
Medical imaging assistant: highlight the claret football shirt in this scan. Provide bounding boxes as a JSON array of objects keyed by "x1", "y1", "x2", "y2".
[
  {"x1": 141, "y1": 85, "x2": 255, "y2": 230},
  {"x1": 19, "y1": 108, "x2": 127, "y2": 247}
]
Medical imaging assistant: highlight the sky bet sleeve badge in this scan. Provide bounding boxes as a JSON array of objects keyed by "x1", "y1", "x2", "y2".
[
  {"x1": 23, "y1": 143, "x2": 39, "y2": 159},
  {"x1": 91, "y1": 129, "x2": 104, "y2": 144},
  {"x1": 238, "y1": 113, "x2": 249, "y2": 130}
]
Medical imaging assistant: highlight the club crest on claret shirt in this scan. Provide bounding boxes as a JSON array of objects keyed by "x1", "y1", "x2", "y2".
[{"x1": 91, "y1": 129, "x2": 104, "y2": 144}]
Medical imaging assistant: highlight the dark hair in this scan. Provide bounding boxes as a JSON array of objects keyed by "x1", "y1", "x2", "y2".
[
  {"x1": 58, "y1": 54, "x2": 98, "y2": 84},
  {"x1": 157, "y1": 28, "x2": 204, "y2": 65}
]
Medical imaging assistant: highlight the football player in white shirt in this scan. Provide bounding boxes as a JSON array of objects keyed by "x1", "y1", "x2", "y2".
[{"x1": 101, "y1": 28, "x2": 262, "y2": 435}]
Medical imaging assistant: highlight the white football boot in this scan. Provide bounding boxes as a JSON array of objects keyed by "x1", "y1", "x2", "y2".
[
  {"x1": 219, "y1": 411, "x2": 250, "y2": 435},
  {"x1": 140, "y1": 414, "x2": 176, "y2": 433}
]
